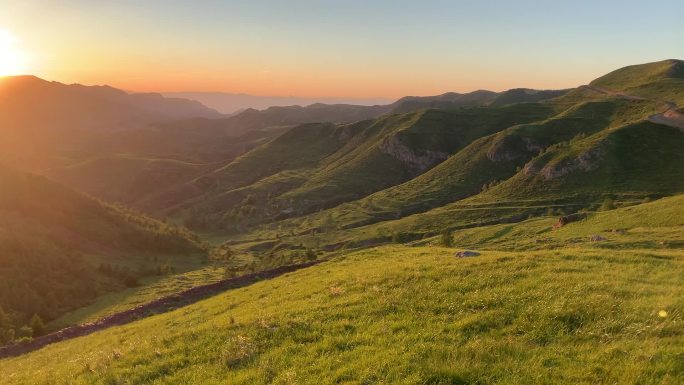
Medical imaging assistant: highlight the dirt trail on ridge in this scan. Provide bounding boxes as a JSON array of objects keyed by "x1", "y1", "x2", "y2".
[{"x1": 583, "y1": 85, "x2": 684, "y2": 130}]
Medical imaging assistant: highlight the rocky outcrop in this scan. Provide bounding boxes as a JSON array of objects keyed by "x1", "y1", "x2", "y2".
[
  {"x1": 486, "y1": 136, "x2": 542, "y2": 162},
  {"x1": 379, "y1": 135, "x2": 448, "y2": 173},
  {"x1": 539, "y1": 145, "x2": 605, "y2": 180},
  {"x1": 648, "y1": 108, "x2": 684, "y2": 131},
  {"x1": 522, "y1": 137, "x2": 545, "y2": 153},
  {"x1": 552, "y1": 213, "x2": 587, "y2": 229},
  {"x1": 523, "y1": 160, "x2": 541, "y2": 176}
]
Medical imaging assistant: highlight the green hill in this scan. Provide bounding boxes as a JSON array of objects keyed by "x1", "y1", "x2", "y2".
[
  {"x1": 489, "y1": 88, "x2": 570, "y2": 106},
  {"x1": 45, "y1": 156, "x2": 211, "y2": 211},
  {"x1": 0, "y1": 165, "x2": 205, "y2": 342},
  {"x1": 589, "y1": 59, "x2": 684, "y2": 104}
]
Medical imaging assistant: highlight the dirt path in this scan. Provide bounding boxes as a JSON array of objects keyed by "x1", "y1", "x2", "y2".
[
  {"x1": 583, "y1": 85, "x2": 684, "y2": 130},
  {"x1": 0, "y1": 261, "x2": 321, "y2": 360},
  {"x1": 648, "y1": 108, "x2": 684, "y2": 130}
]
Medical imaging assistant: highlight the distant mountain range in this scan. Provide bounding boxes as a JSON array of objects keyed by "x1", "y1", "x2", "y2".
[
  {"x1": 165, "y1": 89, "x2": 569, "y2": 115},
  {"x1": 163, "y1": 92, "x2": 394, "y2": 114}
]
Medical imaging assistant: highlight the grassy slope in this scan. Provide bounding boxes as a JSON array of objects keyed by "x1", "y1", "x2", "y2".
[
  {"x1": 480, "y1": 120, "x2": 684, "y2": 202},
  {"x1": 590, "y1": 59, "x2": 684, "y2": 104},
  {"x1": 167, "y1": 123, "x2": 345, "y2": 228},
  {"x1": 46, "y1": 156, "x2": 210, "y2": 209},
  {"x1": 488, "y1": 88, "x2": 569, "y2": 106},
  {"x1": 448, "y1": 194, "x2": 684, "y2": 251},
  {"x1": 1, "y1": 196, "x2": 682, "y2": 384},
  {"x1": 0, "y1": 166, "x2": 205, "y2": 327}
]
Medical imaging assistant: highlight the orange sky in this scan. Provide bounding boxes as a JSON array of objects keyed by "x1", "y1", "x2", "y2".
[{"x1": 1, "y1": 1, "x2": 682, "y2": 98}]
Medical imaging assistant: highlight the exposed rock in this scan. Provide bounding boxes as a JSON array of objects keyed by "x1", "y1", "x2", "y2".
[
  {"x1": 648, "y1": 108, "x2": 684, "y2": 131},
  {"x1": 589, "y1": 234, "x2": 606, "y2": 242},
  {"x1": 540, "y1": 144, "x2": 605, "y2": 180},
  {"x1": 487, "y1": 136, "x2": 525, "y2": 162},
  {"x1": 486, "y1": 145, "x2": 520, "y2": 162},
  {"x1": 379, "y1": 135, "x2": 448, "y2": 173},
  {"x1": 552, "y1": 213, "x2": 587, "y2": 229},
  {"x1": 523, "y1": 160, "x2": 541, "y2": 176},
  {"x1": 455, "y1": 250, "x2": 480, "y2": 258}
]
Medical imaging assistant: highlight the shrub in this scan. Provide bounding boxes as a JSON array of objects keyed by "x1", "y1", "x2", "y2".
[
  {"x1": 439, "y1": 229, "x2": 454, "y2": 247},
  {"x1": 305, "y1": 248, "x2": 318, "y2": 261},
  {"x1": 17, "y1": 325, "x2": 33, "y2": 339},
  {"x1": 30, "y1": 314, "x2": 46, "y2": 337},
  {"x1": 392, "y1": 232, "x2": 404, "y2": 243},
  {"x1": 600, "y1": 197, "x2": 616, "y2": 211}
]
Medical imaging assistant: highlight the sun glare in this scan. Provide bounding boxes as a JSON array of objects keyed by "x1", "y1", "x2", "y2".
[{"x1": 0, "y1": 30, "x2": 27, "y2": 77}]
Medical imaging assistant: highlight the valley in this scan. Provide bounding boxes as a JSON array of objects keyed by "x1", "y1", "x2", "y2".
[{"x1": 0, "y1": 59, "x2": 682, "y2": 384}]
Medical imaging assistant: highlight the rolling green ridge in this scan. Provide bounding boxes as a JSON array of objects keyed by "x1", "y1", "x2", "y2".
[
  {"x1": 590, "y1": 59, "x2": 684, "y2": 104},
  {"x1": 146, "y1": 61, "x2": 680, "y2": 242},
  {"x1": 227, "y1": 95, "x2": 675, "y2": 252},
  {"x1": 172, "y1": 103, "x2": 555, "y2": 232}
]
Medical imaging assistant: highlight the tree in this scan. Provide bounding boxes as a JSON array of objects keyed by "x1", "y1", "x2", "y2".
[
  {"x1": 30, "y1": 314, "x2": 46, "y2": 337},
  {"x1": 0, "y1": 305, "x2": 14, "y2": 344},
  {"x1": 439, "y1": 229, "x2": 454, "y2": 248},
  {"x1": 0, "y1": 305, "x2": 9, "y2": 328}
]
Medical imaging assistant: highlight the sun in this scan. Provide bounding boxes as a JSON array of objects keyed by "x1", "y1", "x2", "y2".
[{"x1": 0, "y1": 30, "x2": 27, "y2": 76}]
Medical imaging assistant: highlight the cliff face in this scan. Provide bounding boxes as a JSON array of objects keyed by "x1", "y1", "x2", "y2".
[
  {"x1": 540, "y1": 146, "x2": 605, "y2": 180},
  {"x1": 523, "y1": 143, "x2": 605, "y2": 180},
  {"x1": 379, "y1": 135, "x2": 448, "y2": 173}
]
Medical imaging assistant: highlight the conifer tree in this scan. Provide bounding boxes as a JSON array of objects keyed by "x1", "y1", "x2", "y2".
[{"x1": 30, "y1": 313, "x2": 46, "y2": 337}]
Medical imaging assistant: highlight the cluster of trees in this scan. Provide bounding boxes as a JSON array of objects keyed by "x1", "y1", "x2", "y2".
[
  {"x1": 0, "y1": 234, "x2": 191, "y2": 347},
  {"x1": 219, "y1": 244, "x2": 320, "y2": 279},
  {"x1": 481, "y1": 179, "x2": 502, "y2": 192},
  {"x1": 0, "y1": 305, "x2": 45, "y2": 344},
  {"x1": 110, "y1": 204, "x2": 205, "y2": 254},
  {"x1": 0, "y1": 253, "x2": 82, "y2": 345}
]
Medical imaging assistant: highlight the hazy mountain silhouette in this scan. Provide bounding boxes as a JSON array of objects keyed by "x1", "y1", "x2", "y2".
[
  {"x1": 163, "y1": 92, "x2": 393, "y2": 114},
  {"x1": 0, "y1": 76, "x2": 221, "y2": 169}
]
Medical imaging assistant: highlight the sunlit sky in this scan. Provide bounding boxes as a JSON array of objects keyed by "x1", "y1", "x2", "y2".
[{"x1": 1, "y1": 0, "x2": 682, "y2": 98}]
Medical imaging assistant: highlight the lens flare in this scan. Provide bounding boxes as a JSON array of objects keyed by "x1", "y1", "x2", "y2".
[{"x1": 0, "y1": 30, "x2": 27, "y2": 76}]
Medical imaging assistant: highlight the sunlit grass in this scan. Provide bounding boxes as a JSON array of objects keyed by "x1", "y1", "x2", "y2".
[{"x1": 1, "y1": 244, "x2": 682, "y2": 384}]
